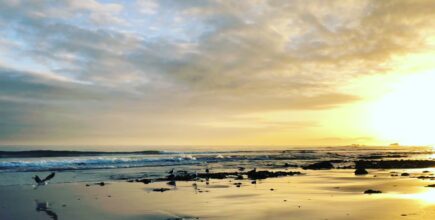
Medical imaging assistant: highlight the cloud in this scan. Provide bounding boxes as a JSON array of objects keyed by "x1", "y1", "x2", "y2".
[
  {"x1": 136, "y1": 0, "x2": 159, "y2": 15},
  {"x1": 312, "y1": 136, "x2": 377, "y2": 145},
  {"x1": 0, "y1": 0, "x2": 434, "y2": 145}
]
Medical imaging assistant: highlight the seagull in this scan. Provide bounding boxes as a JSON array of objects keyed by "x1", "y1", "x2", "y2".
[
  {"x1": 167, "y1": 169, "x2": 175, "y2": 180},
  {"x1": 32, "y1": 172, "x2": 55, "y2": 188}
]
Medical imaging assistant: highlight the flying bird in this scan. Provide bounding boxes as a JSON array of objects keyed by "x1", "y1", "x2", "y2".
[{"x1": 32, "y1": 172, "x2": 56, "y2": 188}]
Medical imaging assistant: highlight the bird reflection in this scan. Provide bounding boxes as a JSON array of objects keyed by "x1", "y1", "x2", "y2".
[{"x1": 35, "y1": 200, "x2": 58, "y2": 220}]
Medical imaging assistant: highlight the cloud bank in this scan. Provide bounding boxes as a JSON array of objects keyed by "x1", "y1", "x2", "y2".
[{"x1": 0, "y1": 0, "x2": 434, "y2": 145}]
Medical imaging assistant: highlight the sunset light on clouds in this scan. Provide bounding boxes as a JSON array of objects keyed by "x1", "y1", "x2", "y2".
[{"x1": 0, "y1": 0, "x2": 434, "y2": 147}]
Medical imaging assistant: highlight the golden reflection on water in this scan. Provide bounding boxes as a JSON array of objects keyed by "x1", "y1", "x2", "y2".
[{"x1": 398, "y1": 188, "x2": 435, "y2": 204}]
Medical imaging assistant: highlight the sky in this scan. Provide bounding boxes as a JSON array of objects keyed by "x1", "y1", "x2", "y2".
[{"x1": 0, "y1": 0, "x2": 434, "y2": 147}]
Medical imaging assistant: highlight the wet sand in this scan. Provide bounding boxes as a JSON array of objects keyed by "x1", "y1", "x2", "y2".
[{"x1": 1, "y1": 169, "x2": 434, "y2": 220}]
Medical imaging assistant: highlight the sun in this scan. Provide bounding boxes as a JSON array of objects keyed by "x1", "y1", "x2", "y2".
[{"x1": 369, "y1": 71, "x2": 435, "y2": 146}]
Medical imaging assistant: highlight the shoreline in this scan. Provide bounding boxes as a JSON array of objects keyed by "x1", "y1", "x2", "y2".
[{"x1": 1, "y1": 168, "x2": 434, "y2": 220}]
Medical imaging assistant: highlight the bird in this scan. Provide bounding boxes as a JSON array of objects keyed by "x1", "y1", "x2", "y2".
[
  {"x1": 167, "y1": 169, "x2": 175, "y2": 180},
  {"x1": 32, "y1": 172, "x2": 55, "y2": 188}
]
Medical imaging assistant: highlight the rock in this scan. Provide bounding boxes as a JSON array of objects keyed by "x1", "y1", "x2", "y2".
[
  {"x1": 157, "y1": 171, "x2": 199, "y2": 181},
  {"x1": 355, "y1": 160, "x2": 435, "y2": 169},
  {"x1": 417, "y1": 176, "x2": 435, "y2": 180},
  {"x1": 234, "y1": 182, "x2": 242, "y2": 187},
  {"x1": 197, "y1": 172, "x2": 234, "y2": 179},
  {"x1": 355, "y1": 167, "x2": 368, "y2": 175},
  {"x1": 425, "y1": 184, "x2": 435, "y2": 187},
  {"x1": 283, "y1": 163, "x2": 297, "y2": 168},
  {"x1": 251, "y1": 180, "x2": 257, "y2": 184},
  {"x1": 247, "y1": 170, "x2": 302, "y2": 180},
  {"x1": 167, "y1": 180, "x2": 176, "y2": 186},
  {"x1": 98, "y1": 182, "x2": 105, "y2": 186},
  {"x1": 401, "y1": 173, "x2": 410, "y2": 176},
  {"x1": 303, "y1": 161, "x2": 334, "y2": 170},
  {"x1": 364, "y1": 189, "x2": 382, "y2": 194},
  {"x1": 152, "y1": 188, "x2": 170, "y2": 192},
  {"x1": 135, "y1": 178, "x2": 152, "y2": 184}
]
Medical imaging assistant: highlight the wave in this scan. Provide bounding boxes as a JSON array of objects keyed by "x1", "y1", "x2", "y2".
[
  {"x1": 0, "y1": 152, "x2": 318, "y2": 172},
  {"x1": 0, "y1": 150, "x2": 165, "y2": 158},
  {"x1": 1, "y1": 147, "x2": 432, "y2": 172},
  {"x1": 0, "y1": 149, "x2": 267, "y2": 158},
  {"x1": 0, "y1": 155, "x2": 201, "y2": 172}
]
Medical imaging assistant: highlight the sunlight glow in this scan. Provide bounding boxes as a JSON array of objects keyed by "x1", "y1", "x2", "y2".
[
  {"x1": 398, "y1": 188, "x2": 435, "y2": 204},
  {"x1": 369, "y1": 71, "x2": 435, "y2": 146}
]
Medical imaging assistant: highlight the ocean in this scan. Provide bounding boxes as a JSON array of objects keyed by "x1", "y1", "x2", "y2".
[{"x1": 0, "y1": 146, "x2": 433, "y2": 186}]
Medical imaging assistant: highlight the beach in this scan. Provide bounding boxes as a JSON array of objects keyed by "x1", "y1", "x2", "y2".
[
  {"x1": 2, "y1": 1, "x2": 435, "y2": 219},
  {"x1": 1, "y1": 147, "x2": 434, "y2": 220}
]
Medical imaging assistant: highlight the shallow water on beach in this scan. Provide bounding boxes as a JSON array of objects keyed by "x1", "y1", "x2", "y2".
[
  {"x1": 0, "y1": 146, "x2": 434, "y2": 219},
  {"x1": 1, "y1": 169, "x2": 434, "y2": 220},
  {"x1": 0, "y1": 146, "x2": 433, "y2": 186}
]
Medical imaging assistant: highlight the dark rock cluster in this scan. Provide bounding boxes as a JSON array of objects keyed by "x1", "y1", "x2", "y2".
[
  {"x1": 364, "y1": 189, "x2": 382, "y2": 194},
  {"x1": 302, "y1": 161, "x2": 334, "y2": 170}
]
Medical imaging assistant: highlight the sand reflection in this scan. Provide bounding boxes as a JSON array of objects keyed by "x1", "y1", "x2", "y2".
[{"x1": 35, "y1": 200, "x2": 58, "y2": 220}]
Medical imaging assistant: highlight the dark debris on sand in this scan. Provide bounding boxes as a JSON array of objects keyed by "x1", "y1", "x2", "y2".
[
  {"x1": 234, "y1": 182, "x2": 242, "y2": 187},
  {"x1": 417, "y1": 176, "x2": 435, "y2": 180},
  {"x1": 355, "y1": 160, "x2": 435, "y2": 169},
  {"x1": 302, "y1": 161, "x2": 334, "y2": 170},
  {"x1": 152, "y1": 188, "x2": 170, "y2": 192},
  {"x1": 129, "y1": 178, "x2": 152, "y2": 184},
  {"x1": 246, "y1": 170, "x2": 302, "y2": 180},
  {"x1": 86, "y1": 182, "x2": 106, "y2": 187},
  {"x1": 354, "y1": 167, "x2": 368, "y2": 175},
  {"x1": 364, "y1": 189, "x2": 382, "y2": 194},
  {"x1": 154, "y1": 170, "x2": 303, "y2": 182},
  {"x1": 358, "y1": 154, "x2": 408, "y2": 160}
]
